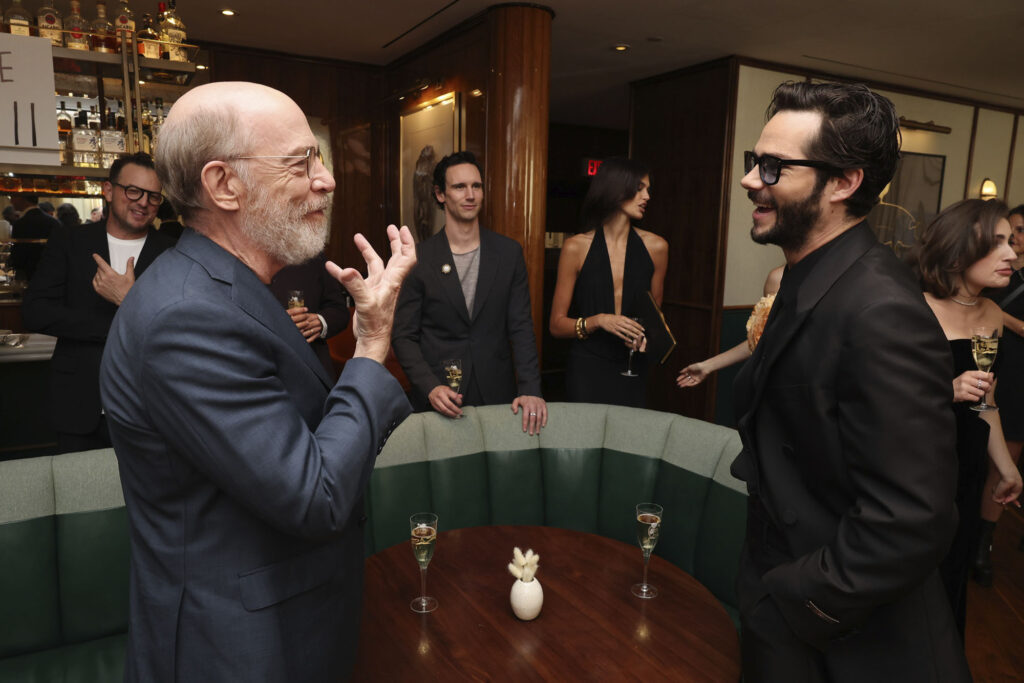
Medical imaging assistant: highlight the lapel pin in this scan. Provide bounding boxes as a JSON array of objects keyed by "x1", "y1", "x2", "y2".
[{"x1": 441, "y1": 264, "x2": 451, "y2": 274}]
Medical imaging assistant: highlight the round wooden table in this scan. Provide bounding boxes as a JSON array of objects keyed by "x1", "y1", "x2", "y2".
[{"x1": 352, "y1": 525, "x2": 740, "y2": 681}]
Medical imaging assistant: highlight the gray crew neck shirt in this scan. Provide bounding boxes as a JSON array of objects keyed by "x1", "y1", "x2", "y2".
[{"x1": 452, "y1": 247, "x2": 480, "y2": 317}]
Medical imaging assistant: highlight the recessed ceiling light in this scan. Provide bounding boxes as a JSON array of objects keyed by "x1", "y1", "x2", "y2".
[
  {"x1": 470, "y1": 89, "x2": 483, "y2": 97},
  {"x1": 612, "y1": 43, "x2": 630, "y2": 52},
  {"x1": 196, "y1": 64, "x2": 207, "y2": 70},
  {"x1": 221, "y1": 9, "x2": 235, "y2": 16}
]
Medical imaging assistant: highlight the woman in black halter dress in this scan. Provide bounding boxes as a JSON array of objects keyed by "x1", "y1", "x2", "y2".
[
  {"x1": 549, "y1": 158, "x2": 668, "y2": 407},
  {"x1": 910, "y1": 198, "x2": 1022, "y2": 637}
]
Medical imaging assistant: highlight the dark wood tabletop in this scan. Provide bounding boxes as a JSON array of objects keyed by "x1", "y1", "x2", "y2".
[{"x1": 352, "y1": 525, "x2": 740, "y2": 681}]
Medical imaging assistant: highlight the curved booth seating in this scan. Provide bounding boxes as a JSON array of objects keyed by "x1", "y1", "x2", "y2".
[
  {"x1": 364, "y1": 403, "x2": 748, "y2": 622},
  {"x1": 0, "y1": 404, "x2": 747, "y2": 681}
]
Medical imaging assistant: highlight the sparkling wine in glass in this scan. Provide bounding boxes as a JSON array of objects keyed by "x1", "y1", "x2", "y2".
[
  {"x1": 286, "y1": 289, "x2": 305, "y2": 310},
  {"x1": 621, "y1": 317, "x2": 644, "y2": 377},
  {"x1": 632, "y1": 502, "x2": 663, "y2": 599},
  {"x1": 409, "y1": 512, "x2": 438, "y2": 613},
  {"x1": 442, "y1": 359, "x2": 463, "y2": 393},
  {"x1": 971, "y1": 327, "x2": 999, "y2": 412}
]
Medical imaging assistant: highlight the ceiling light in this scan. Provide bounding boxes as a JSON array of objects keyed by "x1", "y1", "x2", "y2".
[
  {"x1": 980, "y1": 178, "x2": 998, "y2": 200},
  {"x1": 196, "y1": 64, "x2": 207, "y2": 70},
  {"x1": 612, "y1": 43, "x2": 630, "y2": 52},
  {"x1": 470, "y1": 89, "x2": 483, "y2": 97},
  {"x1": 221, "y1": 9, "x2": 235, "y2": 17}
]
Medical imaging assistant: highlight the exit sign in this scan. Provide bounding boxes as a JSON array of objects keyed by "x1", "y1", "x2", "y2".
[{"x1": 583, "y1": 158, "x2": 603, "y2": 177}]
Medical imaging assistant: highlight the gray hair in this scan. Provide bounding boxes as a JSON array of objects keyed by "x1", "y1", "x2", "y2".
[{"x1": 155, "y1": 104, "x2": 254, "y2": 221}]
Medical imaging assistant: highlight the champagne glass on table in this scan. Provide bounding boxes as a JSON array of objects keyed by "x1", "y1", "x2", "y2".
[
  {"x1": 621, "y1": 317, "x2": 643, "y2": 377},
  {"x1": 971, "y1": 327, "x2": 999, "y2": 412},
  {"x1": 632, "y1": 502, "x2": 663, "y2": 599},
  {"x1": 410, "y1": 512, "x2": 438, "y2": 613}
]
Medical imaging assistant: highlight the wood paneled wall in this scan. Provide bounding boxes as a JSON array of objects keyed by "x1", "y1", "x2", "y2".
[{"x1": 630, "y1": 59, "x2": 737, "y2": 419}]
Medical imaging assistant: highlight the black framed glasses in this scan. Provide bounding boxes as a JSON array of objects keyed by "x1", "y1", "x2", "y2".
[
  {"x1": 233, "y1": 146, "x2": 325, "y2": 178},
  {"x1": 114, "y1": 182, "x2": 164, "y2": 206},
  {"x1": 743, "y1": 151, "x2": 840, "y2": 186}
]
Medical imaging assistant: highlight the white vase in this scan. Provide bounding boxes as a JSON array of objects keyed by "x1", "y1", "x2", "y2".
[{"x1": 510, "y1": 578, "x2": 543, "y2": 620}]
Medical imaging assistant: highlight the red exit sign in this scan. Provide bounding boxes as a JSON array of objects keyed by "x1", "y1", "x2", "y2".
[{"x1": 584, "y1": 158, "x2": 603, "y2": 176}]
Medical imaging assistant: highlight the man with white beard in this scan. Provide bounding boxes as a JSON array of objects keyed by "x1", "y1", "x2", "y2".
[{"x1": 100, "y1": 81, "x2": 417, "y2": 682}]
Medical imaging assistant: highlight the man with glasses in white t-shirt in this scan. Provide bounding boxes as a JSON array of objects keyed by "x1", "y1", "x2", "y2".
[{"x1": 22, "y1": 152, "x2": 175, "y2": 453}]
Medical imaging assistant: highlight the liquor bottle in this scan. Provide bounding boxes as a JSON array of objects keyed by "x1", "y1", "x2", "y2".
[
  {"x1": 90, "y1": 1, "x2": 116, "y2": 53},
  {"x1": 158, "y1": 0, "x2": 188, "y2": 62},
  {"x1": 88, "y1": 104, "x2": 101, "y2": 132},
  {"x1": 72, "y1": 104, "x2": 99, "y2": 168},
  {"x1": 136, "y1": 13, "x2": 160, "y2": 59},
  {"x1": 57, "y1": 102, "x2": 73, "y2": 165},
  {"x1": 4, "y1": 0, "x2": 34, "y2": 37},
  {"x1": 100, "y1": 109, "x2": 126, "y2": 169},
  {"x1": 64, "y1": 0, "x2": 90, "y2": 51},
  {"x1": 113, "y1": 0, "x2": 134, "y2": 38},
  {"x1": 36, "y1": 3, "x2": 63, "y2": 47}
]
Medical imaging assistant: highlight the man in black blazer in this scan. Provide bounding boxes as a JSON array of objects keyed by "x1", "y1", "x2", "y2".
[
  {"x1": 22, "y1": 153, "x2": 174, "y2": 453},
  {"x1": 269, "y1": 251, "x2": 350, "y2": 380},
  {"x1": 731, "y1": 82, "x2": 970, "y2": 681},
  {"x1": 392, "y1": 151, "x2": 546, "y2": 434},
  {"x1": 9, "y1": 194, "x2": 60, "y2": 282}
]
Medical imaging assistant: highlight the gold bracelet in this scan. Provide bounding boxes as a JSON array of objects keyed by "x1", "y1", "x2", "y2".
[{"x1": 575, "y1": 316, "x2": 589, "y2": 340}]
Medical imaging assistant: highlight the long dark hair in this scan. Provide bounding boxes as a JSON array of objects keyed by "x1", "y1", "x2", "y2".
[
  {"x1": 580, "y1": 157, "x2": 650, "y2": 232},
  {"x1": 910, "y1": 198, "x2": 1009, "y2": 298}
]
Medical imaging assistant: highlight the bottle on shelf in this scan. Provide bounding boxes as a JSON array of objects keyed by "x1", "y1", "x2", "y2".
[
  {"x1": 72, "y1": 103, "x2": 99, "y2": 168},
  {"x1": 114, "y1": 0, "x2": 134, "y2": 36},
  {"x1": 88, "y1": 104, "x2": 101, "y2": 131},
  {"x1": 57, "y1": 102, "x2": 73, "y2": 165},
  {"x1": 158, "y1": 0, "x2": 188, "y2": 62},
  {"x1": 100, "y1": 108, "x2": 126, "y2": 169},
  {"x1": 91, "y1": 0, "x2": 117, "y2": 53},
  {"x1": 4, "y1": 0, "x2": 34, "y2": 37},
  {"x1": 36, "y1": 3, "x2": 63, "y2": 47},
  {"x1": 64, "y1": 1, "x2": 91, "y2": 51},
  {"x1": 136, "y1": 12, "x2": 161, "y2": 59}
]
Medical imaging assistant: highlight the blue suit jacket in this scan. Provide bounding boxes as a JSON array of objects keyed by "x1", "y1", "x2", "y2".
[{"x1": 100, "y1": 228, "x2": 411, "y2": 682}]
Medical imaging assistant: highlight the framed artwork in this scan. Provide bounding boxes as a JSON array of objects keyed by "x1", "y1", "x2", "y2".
[
  {"x1": 870, "y1": 151, "x2": 945, "y2": 257},
  {"x1": 399, "y1": 93, "x2": 459, "y2": 242}
]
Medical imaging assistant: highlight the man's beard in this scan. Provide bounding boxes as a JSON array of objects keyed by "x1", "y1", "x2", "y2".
[
  {"x1": 241, "y1": 185, "x2": 330, "y2": 266},
  {"x1": 749, "y1": 178, "x2": 826, "y2": 251}
]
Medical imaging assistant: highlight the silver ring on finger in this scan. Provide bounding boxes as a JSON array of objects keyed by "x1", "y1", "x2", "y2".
[
  {"x1": 977, "y1": 379, "x2": 983, "y2": 389},
  {"x1": 529, "y1": 412, "x2": 537, "y2": 417}
]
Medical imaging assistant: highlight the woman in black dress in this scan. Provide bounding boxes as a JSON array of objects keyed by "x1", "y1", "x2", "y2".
[
  {"x1": 973, "y1": 203, "x2": 1024, "y2": 584},
  {"x1": 911, "y1": 198, "x2": 1022, "y2": 637},
  {"x1": 549, "y1": 158, "x2": 668, "y2": 407}
]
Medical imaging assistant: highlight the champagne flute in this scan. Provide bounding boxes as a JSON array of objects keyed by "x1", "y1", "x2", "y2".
[
  {"x1": 631, "y1": 502, "x2": 663, "y2": 599},
  {"x1": 409, "y1": 512, "x2": 438, "y2": 613},
  {"x1": 620, "y1": 317, "x2": 643, "y2": 377},
  {"x1": 286, "y1": 289, "x2": 305, "y2": 310},
  {"x1": 442, "y1": 359, "x2": 463, "y2": 418},
  {"x1": 971, "y1": 327, "x2": 999, "y2": 412}
]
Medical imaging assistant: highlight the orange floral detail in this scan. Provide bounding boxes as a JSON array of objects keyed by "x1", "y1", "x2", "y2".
[{"x1": 746, "y1": 294, "x2": 776, "y2": 353}]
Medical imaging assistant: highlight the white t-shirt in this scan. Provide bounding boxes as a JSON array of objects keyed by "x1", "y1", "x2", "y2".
[{"x1": 107, "y1": 233, "x2": 147, "y2": 274}]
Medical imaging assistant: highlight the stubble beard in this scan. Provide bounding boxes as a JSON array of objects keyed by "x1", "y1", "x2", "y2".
[
  {"x1": 749, "y1": 179, "x2": 826, "y2": 252},
  {"x1": 241, "y1": 184, "x2": 331, "y2": 266}
]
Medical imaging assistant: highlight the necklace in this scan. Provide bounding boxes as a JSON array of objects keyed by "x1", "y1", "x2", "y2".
[{"x1": 951, "y1": 296, "x2": 978, "y2": 307}]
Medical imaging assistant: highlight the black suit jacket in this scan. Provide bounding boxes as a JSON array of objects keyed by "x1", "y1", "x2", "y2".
[
  {"x1": 731, "y1": 223, "x2": 968, "y2": 677},
  {"x1": 22, "y1": 220, "x2": 175, "y2": 435},
  {"x1": 268, "y1": 252, "x2": 350, "y2": 380},
  {"x1": 10, "y1": 207, "x2": 60, "y2": 281},
  {"x1": 392, "y1": 227, "x2": 542, "y2": 410}
]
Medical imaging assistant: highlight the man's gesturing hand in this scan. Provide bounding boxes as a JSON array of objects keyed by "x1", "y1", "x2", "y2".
[
  {"x1": 325, "y1": 225, "x2": 416, "y2": 365},
  {"x1": 92, "y1": 254, "x2": 136, "y2": 305}
]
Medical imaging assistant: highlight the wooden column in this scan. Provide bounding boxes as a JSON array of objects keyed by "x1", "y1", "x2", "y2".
[{"x1": 484, "y1": 4, "x2": 553, "y2": 345}]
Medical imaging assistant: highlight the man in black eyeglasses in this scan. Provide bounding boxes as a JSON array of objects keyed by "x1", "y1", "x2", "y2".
[
  {"x1": 730, "y1": 82, "x2": 968, "y2": 682},
  {"x1": 22, "y1": 152, "x2": 174, "y2": 453}
]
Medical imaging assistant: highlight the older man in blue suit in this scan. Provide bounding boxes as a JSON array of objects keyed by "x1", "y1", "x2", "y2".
[{"x1": 100, "y1": 82, "x2": 416, "y2": 682}]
